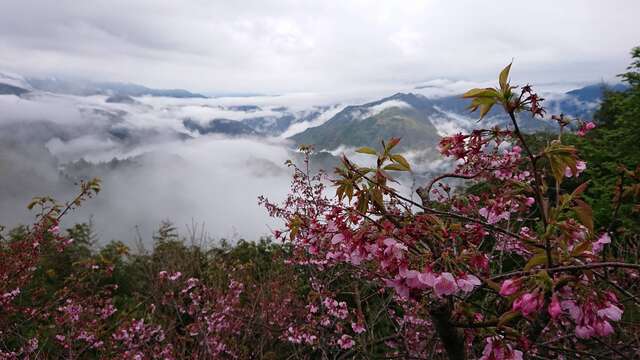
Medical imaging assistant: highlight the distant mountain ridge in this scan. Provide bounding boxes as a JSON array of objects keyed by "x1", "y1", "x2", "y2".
[
  {"x1": 181, "y1": 106, "x2": 334, "y2": 138},
  {"x1": 0, "y1": 72, "x2": 32, "y2": 95},
  {"x1": 0, "y1": 69, "x2": 627, "y2": 153},
  {"x1": 26, "y1": 77, "x2": 207, "y2": 98},
  {"x1": 0, "y1": 71, "x2": 207, "y2": 98},
  {"x1": 183, "y1": 118, "x2": 260, "y2": 136},
  {"x1": 290, "y1": 93, "x2": 441, "y2": 151},
  {"x1": 288, "y1": 83, "x2": 626, "y2": 151},
  {"x1": 0, "y1": 83, "x2": 30, "y2": 96}
]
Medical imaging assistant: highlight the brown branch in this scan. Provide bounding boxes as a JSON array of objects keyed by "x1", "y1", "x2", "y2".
[
  {"x1": 491, "y1": 262, "x2": 640, "y2": 281},
  {"x1": 449, "y1": 319, "x2": 498, "y2": 329},
  {"x1": 507, "y1": 111, "x2": 551, "y2": 268},
  {"x1": 594, "y1": 270, "x2": 640, "y2": 306},
  {"x1": 430, "y1": 301, "x2": 466, "y2": 360},
  {"x1": 419, "y1": 172, "x2": 482, "y2": 202}
]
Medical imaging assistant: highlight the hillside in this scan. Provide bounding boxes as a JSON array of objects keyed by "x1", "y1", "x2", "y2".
[
  {"x1": 289, "y1": 84, "x2": 624, "y2": 151},
  {"x1": 290, "y1": 93, "x2": 441, "y2": 151}
]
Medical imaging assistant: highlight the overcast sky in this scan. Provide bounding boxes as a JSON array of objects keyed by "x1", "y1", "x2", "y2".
[{"x1": 1, "y1": 0, "x2": 639, "y2": 94}]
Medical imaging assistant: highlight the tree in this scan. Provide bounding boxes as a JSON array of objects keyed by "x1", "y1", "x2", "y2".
[{"x1": 262, "y1": 62, "x2": 640, "y2": 359}]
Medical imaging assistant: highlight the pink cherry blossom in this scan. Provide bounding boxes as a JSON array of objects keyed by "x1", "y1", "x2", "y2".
[
  {"x1": 561, "y1": 300, "x2": 583, "y2": 322},
  {"x1": 575, "y1": 325, "x2": 595, "y2": 339},
  {"x1": 417, "y1": 270, "x2": 437, "y2": 287},
  {"x1": 577, "y1": 121, "x2": 596, "y2": 136},
  {"x1": 512, "y1": 292, "x2": 543, "y2": 316},
  {"x1": 351, "y1": 322, "x2": 366, "y2": 334},
  {"x1": 499, "y1": 278, "x2": 521, "y2": 297},
  {"x1": 548, "y1": 295, "x2": 562, "y2": 319},
  {"x1": 168, "y1": 272, "x2": 182, "y2": 281},
  {"x1": 592, "y1": 233, "x2": 611, "y2": 254},
  {"x1": 480, "y1": 337, "x2": 524, "y2": 360},
  {"x1": 456, "y1": 274, "x2": 481, "y2": 293},
  {"x1": 597, "y1": 303, "x2": 623, "y2": 321},
  {"x1": 337, "y1": 334, "x2": 355, "y2": 349},
  {"x1": 594, "y1": 320, "x2": 615, "y2": 336},
  {"x1": 433, "y1": 272, "x2": 458, "y2": 297},
  {"x1": 479, "y1": 207, "x2": 511, "y2": 224},
  {"x1": 385, "y1": 277, "x2": 410, "y2": 299},
  {"x1": 403, "y1": 269, "x2": 428, "y2": 289},
  {"x1": 564, "y1": 160, "x2": 587, "y2": 178}
]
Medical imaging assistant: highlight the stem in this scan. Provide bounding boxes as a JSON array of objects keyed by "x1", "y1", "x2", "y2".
[
  {"x1": 491, "y1": 261, "x2": 640, "y2": 281},
  {"x1": 507, "y1": 111, "x2": 552, "y2": 267},
  {"x1": 420, "y1": 172, "x2": 482, "y2": 202},
  {"x1": 430, "y1": 301, "x2": 466, "y2": 360}
]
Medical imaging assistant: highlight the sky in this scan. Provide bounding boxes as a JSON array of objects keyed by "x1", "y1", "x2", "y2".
[{"x1": 1, "y1": 1, "x2": 639, "y2": 95}]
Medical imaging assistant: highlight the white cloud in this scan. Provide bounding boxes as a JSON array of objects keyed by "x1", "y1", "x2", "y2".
[
  {"x1": 366, "y1": 100, "x2": 411, "y2": 118},
  {"x1": 0, "y1": 1, "x2": 637, "y2": 94}
]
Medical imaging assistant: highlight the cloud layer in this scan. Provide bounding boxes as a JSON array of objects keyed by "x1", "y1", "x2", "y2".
[{"x1": 1, "y1": 1, "x2": 638, "y2": 93}]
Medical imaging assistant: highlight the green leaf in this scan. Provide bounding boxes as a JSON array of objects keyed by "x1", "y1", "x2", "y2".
[
  {"x1": 544, "y1": 142, "x2": 578, "y2": 184},
  {"x1": 370, "y1": 188, "x2": 384, "y2": 208},
  {"x1": 498, "y1": 310, "x2": 521, "y2": 327},
  {"x1": 462, "y1": 87, "x2": 497, "y2": 98},
  {"x1": 570, "y1": 181, "x2": 589, "y2": 198},
  {"x1": 356, "y1": 146, "x2": 377, "y2": 155},
  {"x1": 336, "y1": 185, "x2": 345, "y2": 201},
  {"x1": 27, "y1": 198, "x2": 40, "y2": 210},
  {"x1": 386, "y1": 137, "x2": 401, "y2": 151},
  {"x1": 289, "y1": 217, "x2": 300, "y2": 241},
  {"x1": 481, "y1": 277, "x2": 502, "y2": 293},
  {"x1": 462, "y1": 88, "x2": 485, "y2": 98},
  {"x1": 468, "y1": 96, "x2": 497, "y2": 119},
  {"x1": 573, "y1": 199, "x2": 594, "y2": 233},
  {"x1": 390, "y1": 154, "x2": 411, "y2": 171},
  {"x1": 524, "y1": 251, "x2": 548, "y2": 271},
  {"x1": 383, "y1": 163, "x2": 409, "y2": 172},
  {"x1": 357, "y1": 192, "x2": 369, "y2": 213},
  {"x1": 479, "y1": 103, "x2": 494, "y2": 119},
  {"x1": 534, "y1": 270, "x2": 553, "y2": 291},
  {"x1": 570, "y1": 240, "x2": 591, "y2": 257},
  {"x1": 499, "y1": 62, "x2": 512, "y2": 91}
]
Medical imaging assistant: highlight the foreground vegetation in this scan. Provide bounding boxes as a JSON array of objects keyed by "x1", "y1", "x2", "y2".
[{"x1": 2, "y1": 49, "x2": 640, "y2": 359}]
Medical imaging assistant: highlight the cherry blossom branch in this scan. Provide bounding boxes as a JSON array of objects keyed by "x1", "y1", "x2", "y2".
[
  {"x1": 449, "y1": 320, "x2": 499, "y2": 329},
  {"x1": 419, "y1": 172, "x2": 482, "y2": 202},
  {"x1": 342, "y1": 161, "x2": 535, "y2": 245},
  {"x1": 491, "y1": 262, "x2": 640, "y2": 281},
  {"x1": 507, "y1": 111, "x2": 551, "y2": 268}
]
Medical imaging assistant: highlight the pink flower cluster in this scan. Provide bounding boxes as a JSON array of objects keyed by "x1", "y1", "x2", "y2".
[
  {"x1": 386, "y1": 269, "x2": 481, "y2": 299},
  {"x1": 577, "y1": 121, "x2": 596, "y2": 137},
  {"x1": 564, "y1": 160, "x2": 587, "y2": 178},
  {"x1": 112, "y1": 319, "x2": 174, "y2": 359},
  {"x1": 560, "y1": 292, "x2": 623, "y2": 339},
  {"x1": 592, "y1": 233, "x2": 611, "y2": 254},
  {"x1": 480, "y1": 336, "x2": 524, "y2": 360}
]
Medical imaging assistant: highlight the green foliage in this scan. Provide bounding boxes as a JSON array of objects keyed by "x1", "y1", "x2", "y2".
[{"x1": 570, "y1": 47, "x2": 640, "y2": 235}]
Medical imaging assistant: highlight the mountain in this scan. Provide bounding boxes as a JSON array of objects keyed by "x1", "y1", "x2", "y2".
[
  {"x1": 106, "y1": 94, "x2": 137, "y2": 104},
  {"x1": 226, "y1": 105, "x2": 262, "y2": 112},
  {"x1": 183, "y1": 118, "x2": 260, "y2": 136},
  {"x1": 0, "y1": 83, "x2": 30, "y2": 96},
  {"x1": 26, "y1": 77, "x2": 207, "y2": 98},
  {"x1": 289, "y1": 83, "x2": 626, "y2": 151},
  {"x1": 0, "y1": 72, "x2": 32, "y2": 95},
  {"x1": 290, "y1": 93, "x2": 441, "y2": 151},
  {"x1": 566, "y1": 83, "x2": 628, "y2": 102},
  {"x1": 240, "y1": 107, "x2": 331, "y2": 136},
  {"x1": 179, "y1": 105, "x2": 338, "y2": 138}
]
